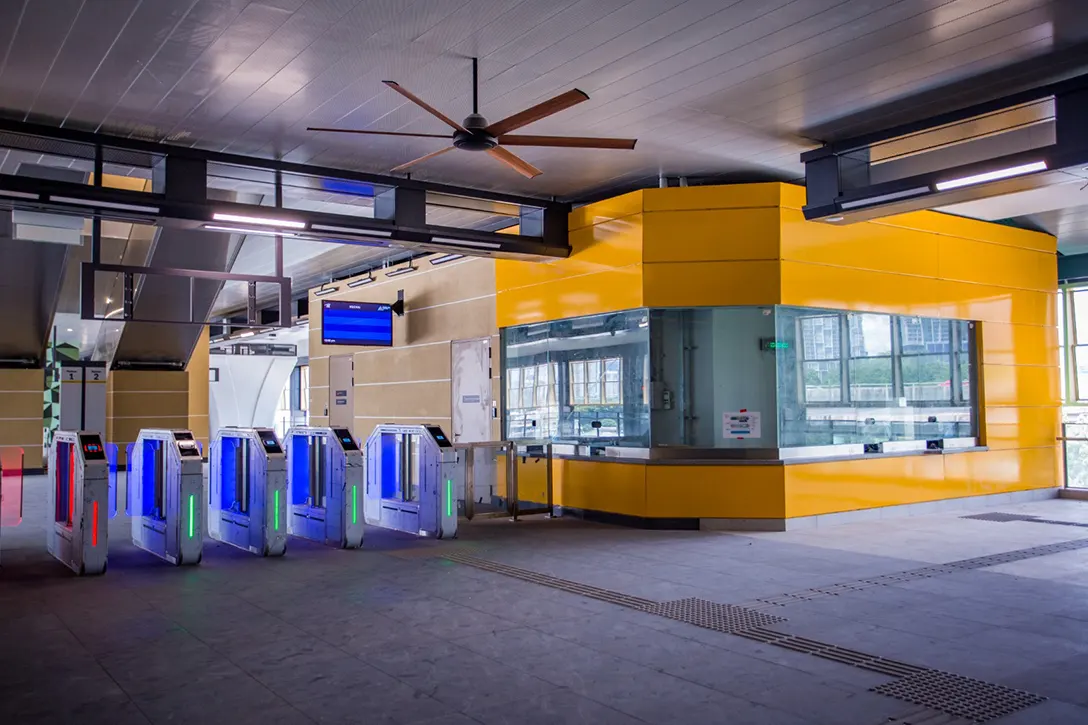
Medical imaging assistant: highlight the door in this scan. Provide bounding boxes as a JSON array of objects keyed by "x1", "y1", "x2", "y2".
[
  {"x1": 329, "y1": 355, "x2": 354, "y2": 428},
  {"x1": 451, "y1": 338, "x2": 492, "y2": 443}
]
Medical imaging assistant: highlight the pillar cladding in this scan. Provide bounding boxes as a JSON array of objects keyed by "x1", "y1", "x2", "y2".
[{"x1": 0, "y1": 368, "x2": 45, "y2": 471}]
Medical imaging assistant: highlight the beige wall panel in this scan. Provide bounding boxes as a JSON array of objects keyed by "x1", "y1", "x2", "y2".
[
  {"x1": 358, "y1": 380, "x2": 452, "y2": 421},
  {"x1": 111, "y1": 391, "x2": 189, "y2": 418},
  {"x1": 354, "y1": 342, "x2": 452, "y2": 385}
]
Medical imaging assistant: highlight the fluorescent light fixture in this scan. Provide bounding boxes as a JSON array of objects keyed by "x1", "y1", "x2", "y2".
[
  {"x1": 429, "y1": 253, "x2": 464, "y2": 265},
  {"x1": 313, "y1": 285, "x2": 339, "y2": 297},
  {"x1": 104, "y1": 308, "x2": 123, "y2": 319},
  {"x1": 237, "y1": 330, "x2": 256, "y2": 338},
  {"x1": 347, "y1": 276, "x2": 375, "y2": 288},
  {"x1": 839, "y1": 186, "x2": 931, "y2": 210},
  {"x1": 203, "y1": 224, "x2": 299, "y2": 237},
  {"x1": 0, "y1": 190, "x2": 40, "y2": 200},
  {"x1": 212, "y1": 212, "x2": 306, "y2": 229},
  {"x1": 429, "y1": 236, "x2": 502, "y2": 249},
  {"x1": 311, "y1": 224, "x2": 393, "y2": 237},
  {"x1": 385, "y1": 265, "x2": 416, "y2": 278},
  {"x1": 49, "y1": 196, "x2": 160, "y2": 214},
  {"x1": 826, "y1": 216, "x2": 844, "y2": 223},
  {"x1": 934, "y1": 160, "x2": 1047, "y2": 191}
]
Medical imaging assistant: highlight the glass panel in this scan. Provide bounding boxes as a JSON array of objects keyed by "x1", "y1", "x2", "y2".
[
  {"x1": 502, "y1": 309, "x2": 648, "y2": 445},
  {"x1": 803, "y1": 361, "x2": 841, "y2": 403},
  {"x1": 1075, "y1": 347, "x2": 1088, "y2": 401},
  {"x1": 902, "y1": 355, "x2": 952, "y2": 402},
  {"x1": 1074, "y1": 290, "x2": 1088, "y2": 344},
  {"x1": 778, "y1": 307, "x2": 977, "y2": 447},
  {"x1": 508, "y1": 367, "x2": 521, "y2": 388},
  {"x1": 523, "y1": 367, "x2": 536, "y2": 387},
  {"x1": 650, "y1": 307, "x2": 777, "y2": 448},
  {"x1": 508, "y1": 388, "x2": 521, "y2": 408},
  {"x1": 848, "y1": 357, "x2": 893, "y2": 402},
  {"x1": 800, "y1": 316, "x2": 840, "y2": 361},
  {"x1": 1058, "y1": 290, "x2": 1066, "y2": 402}
]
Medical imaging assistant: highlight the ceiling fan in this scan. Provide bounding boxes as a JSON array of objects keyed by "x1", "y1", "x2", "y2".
[{"x1": 307, "y1": 58, "x2": 637, "y2": 179}]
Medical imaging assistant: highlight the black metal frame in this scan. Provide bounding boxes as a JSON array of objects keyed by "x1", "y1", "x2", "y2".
[
  {"x1": 800, "y1": 73, "x2": 1088, "y2": 222},
  {"x1": 0, "y1": 118, "x2": 572, "y2": 328}
]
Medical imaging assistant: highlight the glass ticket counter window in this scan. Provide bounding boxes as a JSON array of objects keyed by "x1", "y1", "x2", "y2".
[
  {"x1": 501, "y1": 306, "x2": 980, "y2": 459},
  {"x1": 502, "y1": 309, "x2": 650, "y2": 448}
]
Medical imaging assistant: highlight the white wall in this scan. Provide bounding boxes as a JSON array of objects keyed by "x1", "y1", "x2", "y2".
[{"x1": 209, "y1": 355, "x2": 296, "y2": 438}]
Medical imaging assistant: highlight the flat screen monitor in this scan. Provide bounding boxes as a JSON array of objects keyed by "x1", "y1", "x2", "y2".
[{"x1": 322, "y1": 301, "x2": 393, "y2": 347}]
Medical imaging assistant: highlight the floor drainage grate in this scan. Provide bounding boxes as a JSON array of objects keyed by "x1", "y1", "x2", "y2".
[
  {"x1": 443, "y1": 552, "x2": 656, "y2": 609},
  {"x1": 961, "y1": 512, "x2": 1039, "y2": 523},
  {"x1": 735, "y1": 627, "x2": 926, "y2": 678},
  {"x1": 872, "y1": 670, "x2": 1047, "y2": 723},
  {"x1": 639, "y1": 598, "x2": 786, "y2": 633}
]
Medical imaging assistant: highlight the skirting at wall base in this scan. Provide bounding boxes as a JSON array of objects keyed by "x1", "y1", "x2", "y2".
[{"x1": 701, "y1": 487, "x2": 1060, "y2": 532}]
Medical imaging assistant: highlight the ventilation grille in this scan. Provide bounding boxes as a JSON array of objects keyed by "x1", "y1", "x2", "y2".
[{"x1": 872, "y1": 670, "x2": 1047, "y2": 723}]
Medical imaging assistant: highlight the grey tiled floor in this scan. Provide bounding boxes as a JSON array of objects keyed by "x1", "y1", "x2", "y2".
[{"x1": 3, "y1": 475, "x2": 1088, "y2": 724}]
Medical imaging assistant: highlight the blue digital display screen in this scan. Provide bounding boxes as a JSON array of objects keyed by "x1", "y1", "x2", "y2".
[
  {"x1": 322, "y1": 301, "x2": 393, "y2": 347},
  {"x1": 264, "y1": 439, "x2": 276, "y2": 447}
]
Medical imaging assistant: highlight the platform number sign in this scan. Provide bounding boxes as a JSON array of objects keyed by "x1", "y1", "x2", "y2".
[{"x1": 61, "y1": 368, "x2": 80, "y2": 382}]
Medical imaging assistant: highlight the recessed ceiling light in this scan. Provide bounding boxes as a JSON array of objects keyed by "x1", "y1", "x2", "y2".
[
  {"x1": 105, "y1": 297, "x2": 112, "y2": 303},
  {"x1": 66, "y1": 328, "x2": 73, "y2": 332}
]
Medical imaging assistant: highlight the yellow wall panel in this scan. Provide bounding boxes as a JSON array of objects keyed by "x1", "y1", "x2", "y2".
[
  {"x1": 644, "y1": 260, "x2": 779, "y2": 307},
  {"x1": 643, "y1": 209, "x2": 780, "y2": 262},
  {"x1": 984, "y1": 406, "x2": 1059, "y2": 450},
  {"x1": 878, "y1": 210, "x2": 1056, "y2": 253},
  {"x1": 569, "y1": 190, "x2": 643, "y2": 230},
  {"x1": 643, "y1": 183, "x2": 784, "y2": 212},
  {"x1": 496, "y1": 265, "x2": 644, "y2": 327},
  {"x1": 780, "y1": 261, "x2": 944, "y2": 317},
  {"x1": 943, "y1": 447, "x2": 1058, "y2": 495},
  {"x1": 938, "y1": 237, "x2": 1056, "y2": 292},
  {"x1": 785, "y1": 454, "x2": 948, "y2": 517},
  {"x1": 979, "y1": 322, "x2": 1058, "y2": 367},
  {"x1": 645, "y1": 465, "x2": 785, "y2": 519},
  {"x1": 555, "y1": 460, "x2": 646, "y2": 517},
  {"x1": 938, "y1": 281, "x2": 1054, "y2": 327},
  {"x1": 980, "y1": 364, "x2": 1059, "y2": 407},
  {"x1": 780, "y1": 208, "x2": 942, "y2": 278},
  {"x1": 514, "y1": 456, "x2": 550, "y2": 504}
]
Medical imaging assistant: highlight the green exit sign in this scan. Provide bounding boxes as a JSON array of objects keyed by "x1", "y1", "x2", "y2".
[{"x1": 761, "y1": 338, "x2": 789, "y2": 352}]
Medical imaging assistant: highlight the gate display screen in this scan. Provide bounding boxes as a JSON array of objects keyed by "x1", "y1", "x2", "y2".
[{"x1": 322, "y1": 301, "x2": 393, "y2": 347}]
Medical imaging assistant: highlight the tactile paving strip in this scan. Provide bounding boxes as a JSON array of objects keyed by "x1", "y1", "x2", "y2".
[
  {"x1": 442, "y1": 552, "x2": 656, "y2": 609},
  {"x1": 734, "y1": 627, "x2": 927, "y2": 678},
  {"x1": 639, "y1": 598, "x2": 786, "y2": 633},
  {"x1": 872, "y1": 670, "x2": 1047, "y2": 723},
  {"x1": 945, "y1": 538, "x2": 1088, "y2": 570}
]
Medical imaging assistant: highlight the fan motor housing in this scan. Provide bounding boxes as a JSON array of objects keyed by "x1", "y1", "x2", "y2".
[{"x1": 453, "y1": 129, "x2": 497, "y2": 151}]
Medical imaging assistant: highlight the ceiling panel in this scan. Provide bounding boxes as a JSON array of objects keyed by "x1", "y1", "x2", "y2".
[{"x1": 2, "y1": 0, "x2": 1087, "y2": 255}]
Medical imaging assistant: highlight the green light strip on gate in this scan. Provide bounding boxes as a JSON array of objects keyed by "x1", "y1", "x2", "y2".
[
  {"x1": 188, "y1": 494, "x2": 195, "y2": 538},
  {"x1": 446, "y1": 480, "x2": 452, "y2": 518},
  {"x1": 352, "y1": 485, "x2": 358, "y2": 525},
  {"x1": 274, "y1": 489, "x2": 280, "y2": 531}
]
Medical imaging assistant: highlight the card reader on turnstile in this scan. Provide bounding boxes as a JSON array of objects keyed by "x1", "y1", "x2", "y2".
[
  {"x1": 364, "y1": 424, "x2": 458, "y2": 539},
  {"x1": 47, "y1": 431, "x2": 109, "y2": 575},
  {"x1": 285, "y1": 426, "x2": 364, "y2": 549},
  {"x1": 129, "y1": 429, "x2": 204, "y2": 566},
  {"x1": 208, "y1": 428, "x2": 287, "y2": 557}
]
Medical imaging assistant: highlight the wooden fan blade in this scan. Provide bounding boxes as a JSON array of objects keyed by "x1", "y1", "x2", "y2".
[
  {"x1": 307, "y1": 127, "x2": 449, "y2": 139},
  {"x1": 485, "y1": 89, "x2": 589, "y2": 136},
  {"x1": 499, "y1": 134, "x2": 636, "y2": 150},
  {"x1": 382, "y1": 81, "x2": 466, "y2": 131},
  {"x1": 390, "y1": 146, "x2": 455, "y2": 172},
  {"x1": 486, "y1": 146, "x2": 541, "y2": 178}
]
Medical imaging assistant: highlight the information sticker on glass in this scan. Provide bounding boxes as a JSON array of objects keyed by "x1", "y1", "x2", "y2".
[{"x1": 723, "y1": 411, "x2": 761, "y2": 439}]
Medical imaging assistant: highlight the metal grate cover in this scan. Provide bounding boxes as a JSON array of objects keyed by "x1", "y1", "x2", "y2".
[
  {"x1": 873, "y1": 670, "x2": 1046, "y2": 722},
  {"x1": 444, "y1": 552, "x2": 656, "y2": 609},
  {"x1": 640, "y1": 598, "x2": 786, "y2": 633}
]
